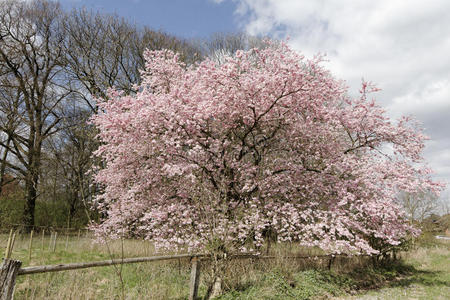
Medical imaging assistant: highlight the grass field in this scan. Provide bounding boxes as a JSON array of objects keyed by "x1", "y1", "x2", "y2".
[
  {"x1": 1, "y1": 232, "x2": 449, "y2": 299},
  {"x1": 337, "y1": 239, "x2": 450, "y2": 300}
]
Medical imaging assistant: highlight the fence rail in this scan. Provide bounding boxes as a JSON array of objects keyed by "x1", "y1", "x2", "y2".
[
  {"x1": 18, "y1": 253, "x2": 205, "y2": 275},
  {"x1": 1, "y1": 252, "x2": 365, "y2": 300}
]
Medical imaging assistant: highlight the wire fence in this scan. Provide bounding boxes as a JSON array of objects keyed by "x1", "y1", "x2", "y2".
[
  {"x1": 1, "y1": 251, "x2": 371, "y2": 300},
  {"x1": 0, "y1": 222, "x2": 90, "y2": 234},
  {"x1": 0, "y1": 223, "x2": 379, "y2": 300}
]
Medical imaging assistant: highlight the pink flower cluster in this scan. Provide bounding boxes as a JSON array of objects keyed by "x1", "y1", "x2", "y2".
[{"x1": 91, "y1": 42, "x2": 443, "y2": 255}]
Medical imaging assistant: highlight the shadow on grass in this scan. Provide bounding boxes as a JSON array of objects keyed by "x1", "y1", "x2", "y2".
[
  {"x1": 388, "y1": 269, "x2": 448, "y2": 288},
  {"x1": 209, "y1": 256, "x2": 449, "y2": 299},
  {"x1": 351, "y1": 260, "x2": 448, "y2": 292}
]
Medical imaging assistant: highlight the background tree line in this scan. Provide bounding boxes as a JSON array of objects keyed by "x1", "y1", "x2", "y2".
[{"x1": 0, "y1": 0, "x2": 268, "y2": 231}]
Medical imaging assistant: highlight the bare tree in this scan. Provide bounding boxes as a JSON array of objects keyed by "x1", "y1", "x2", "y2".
[
  {"x1": 0, "y1": 0, "x2": 72, "y2": 230},
  {"x1": 0, "y1": 86, "x2": 20, "y2": 195},
  {"x1": 400, "y1": 190, "x2": 439, "y2": 224},
  {"x1": 20, "y1": 9, "x2": 201, "y2": 228},
  {"x1": 437, "y1": 196, "x2": 450, "y2": 216},
  {"x1": 63, "y1": 8, "x2": 200, "y2": 111},
  {"x1": 0, "y1": 2, "x2": 202, "y2": 229},
  {"x1": 199, "y1": 32, "x2": 269, "y2": 64},
  {"x1": 44, "y1": 106, "x2": 97, "y2": 227}
]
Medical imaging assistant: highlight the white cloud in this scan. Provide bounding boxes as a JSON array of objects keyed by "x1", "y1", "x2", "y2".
[{"x1": 225, "y1": 0, "x2": 450, "y2": 209}]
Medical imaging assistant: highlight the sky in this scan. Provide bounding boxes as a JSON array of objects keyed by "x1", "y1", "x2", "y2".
[
  {"x1": 60, "y1": 0, "x2": 450, "y2": 210},
  {"x1": 59, "y1": 0, "x2": 240, "y2": 38}
]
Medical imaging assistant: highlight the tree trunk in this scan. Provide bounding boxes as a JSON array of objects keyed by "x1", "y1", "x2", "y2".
[
  {"x1": 209, "y1": 277, "x2": 222, "y2": 299},
  {"x1": 205, "y1": 254, "x2": 226, "y2": 299},
  {"x1": 0, "y1": 136, "x2": 11, "y2": 196},
  {"x1": 23, "y1": 173, "x2": 38, "y2": 232},
  {"x1": 23, "y1": 134, "x2": 41, "y2": 232},
  {"x1": 67, "y1": 192, "x2": 77, "y2": 229}
]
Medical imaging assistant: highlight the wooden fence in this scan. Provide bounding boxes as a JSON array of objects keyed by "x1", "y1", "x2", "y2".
[
  {"x1": 2, "y1": 228, "x2": 92, "y2": 262},
  {"x1": 1, "y1": 254, "x2": 205, "y2": 300},
  {"x1": 0, "y1": 252, "x2": 347, "y2": 300}
]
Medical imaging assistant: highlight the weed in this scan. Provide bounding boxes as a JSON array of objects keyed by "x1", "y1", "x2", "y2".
[{"x1": 2, "y1": 234, "x2": 448, "y2": 299}]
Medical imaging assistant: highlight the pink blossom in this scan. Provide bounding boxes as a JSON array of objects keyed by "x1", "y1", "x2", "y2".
[{"x1": 91, "y1": 42, "x2": 443, "y2": 255}]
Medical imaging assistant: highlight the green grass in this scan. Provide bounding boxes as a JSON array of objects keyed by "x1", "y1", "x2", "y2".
[
  {"x1": 2, "y1": 233, "x2": 198, "y2": 299},
  {"x1": 341, "y1": 239, "x2": 450, "y2": 300},
  {"x1": 215, "y1": 268, "x2": 355, "y2": 300},
  {"x1": 214, "y1": 239, "x2": 450, "y2": 300},
  {"x1": 1, "y1": 233, "x2": 449, "y2": 299}
]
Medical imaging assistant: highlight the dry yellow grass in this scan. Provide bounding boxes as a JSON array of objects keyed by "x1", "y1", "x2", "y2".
[{"x1": 3, "y1": 233, "x2": 448, "y2": 299}]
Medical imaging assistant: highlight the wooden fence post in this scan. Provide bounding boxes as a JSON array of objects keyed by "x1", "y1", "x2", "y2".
[
  {"x1": 52, "y1": 232, "x2": 58, "y2": 253},
  {"x1": 65, "y1": 233, "x2": 69, "y2": 251},
  {"x1": 28, "y1": 230, "x2": 34, "y2": 260},
  {"x1": 3, "y1": 230, "x2": 12, "y2": 260},
  {"x1": 189, "y1": 257, "x2": 201, "y2": 300},
  {"x1": 48, "y1": 232, "x2": 53, "y2": 251},
  {"x1": 41, "y1": 229, "x2": 45, "y2": 251},
  {"x1": 328, "y1": 255, "x2": 335, "y2": 270},
  {"x1": 0, "y1": 259, "x2": 22, "y2": 300},
  {"x1": 6, "y1": 234, "x2": 16, "y2": 260}
]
